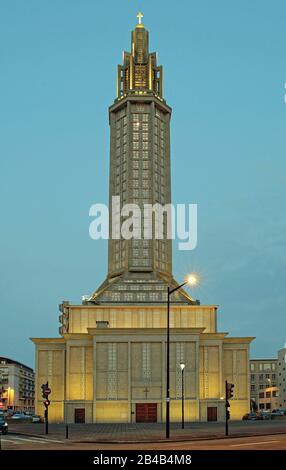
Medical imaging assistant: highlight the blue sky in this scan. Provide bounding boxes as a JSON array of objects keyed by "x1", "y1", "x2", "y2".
[{"x1": 1, "y1": 0, "x2": 286, "y2": 367}]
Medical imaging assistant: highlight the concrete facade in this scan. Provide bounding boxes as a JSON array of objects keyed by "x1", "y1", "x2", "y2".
[
  {"x1": 277, "y1": 348, "x2": 286, "y2": 409},
  {"x1": 250, "y1": 350, "x2": 286, "y2": 411},
  {"x1": 0, "y1": 357, "x2": 35, "y2": 412},
  {"x1": 32, "y1": 304, "x2": 253, "y2": 423}
]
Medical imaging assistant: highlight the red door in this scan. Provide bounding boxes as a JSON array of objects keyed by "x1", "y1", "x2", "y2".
[
  {"x1": 74, "y1": 408, "x2": 85, "y2": 423},
  {"x1": 207, "y1": 407, "x2": 217, "y2": 421},
  {"x1": 136, "y1": 404, "x2": 157, "y2": 423}
]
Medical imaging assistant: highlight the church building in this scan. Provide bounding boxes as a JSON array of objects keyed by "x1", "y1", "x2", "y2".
[{"x1": 32, "y1": 14, "x2": 253, "y2": 424}]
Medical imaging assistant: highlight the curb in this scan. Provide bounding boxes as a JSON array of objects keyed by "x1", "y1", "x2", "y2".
[{"x1": 72, "y1": 431, "x2": 286, "y2": 444}]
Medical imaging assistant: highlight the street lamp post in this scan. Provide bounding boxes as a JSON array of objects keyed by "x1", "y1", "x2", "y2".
[
  {"x1": 166, "y1": 275, "x2": 197, "y2": 439},
  {"x1": 180, "y1": 362, "x2": 185, "y2": 429}
]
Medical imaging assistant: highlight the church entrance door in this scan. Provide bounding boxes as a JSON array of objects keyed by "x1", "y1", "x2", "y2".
[
  {"x1": 207, "y1": 406, "x2": 217, "y2": 421},
  {"x1": 136, "y1": 403, "x2": 157, "y2": 423},
  {"x1": 74, "y1": 408, "x2": 85, "y2": 423}
]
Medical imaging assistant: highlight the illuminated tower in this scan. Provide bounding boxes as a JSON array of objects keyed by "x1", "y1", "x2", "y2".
[{"x1": 89, "y1": 14, "x2": 196, "y2": 305}]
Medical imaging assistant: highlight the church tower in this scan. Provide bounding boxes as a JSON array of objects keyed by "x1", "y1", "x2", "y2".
[
  {"x1": 89, "y1": 13, "x2": 196, "y2": 305},
  {"x1": 32, "y1": 14, "x2": 252, "y2": 426}
]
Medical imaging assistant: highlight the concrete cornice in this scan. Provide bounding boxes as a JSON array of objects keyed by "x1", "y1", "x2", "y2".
[
  {"x1": 66, "y1": 304, "x2": 219, "y2": 310},
  {"x1": 30, "y1": 337, "x2": 65, "y2": 344},
  {"x1": 223, "y1": 337, "x2": 255, "y2": 344},
  {"x1": 109, "y1": 94, "x2": 172, "y2": 114}
]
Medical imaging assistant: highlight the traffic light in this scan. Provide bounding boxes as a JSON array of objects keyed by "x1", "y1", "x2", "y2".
[
  {"x1": 44, "y1": 399, "x2": 50, "y2": 408},
  {"x1": 226, "y1": 410, "x2": 230, "y2": 420},
  {"x1": 41, "y1": 382, "x2": 48, "y2": 399},
  {"x1": 41, "y1": 382, "x2": 51, "y2": 400},
  {"x1": 226, "y1": 382, "x2": 235, "y2": 399}
]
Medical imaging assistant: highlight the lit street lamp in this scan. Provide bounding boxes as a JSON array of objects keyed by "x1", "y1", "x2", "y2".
[
  {"x1": 166, "y1": 274, "x2": 198, "y2": 439},
  {"x1": 180, "y1": 362, "x2": 185, "y2": 429}
]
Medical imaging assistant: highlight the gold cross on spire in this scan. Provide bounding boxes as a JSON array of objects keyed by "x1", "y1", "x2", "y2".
[{"x1": 137, "y1": 11, "x2": 143, "y2": 25}]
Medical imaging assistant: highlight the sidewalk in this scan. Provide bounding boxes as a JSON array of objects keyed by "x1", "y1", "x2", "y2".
[{"x1": 8, "y1": 419, "x2": 286, "y2": 443}]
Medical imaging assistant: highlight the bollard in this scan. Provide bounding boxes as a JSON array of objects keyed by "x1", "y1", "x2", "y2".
[{"x1": 65, "y1": 424, "x2": 69, "y2": 439}]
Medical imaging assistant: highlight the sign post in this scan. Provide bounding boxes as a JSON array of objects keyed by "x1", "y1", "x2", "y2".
[{"x1": 41, "y1": 382, "x2": 51, "y2": 435}]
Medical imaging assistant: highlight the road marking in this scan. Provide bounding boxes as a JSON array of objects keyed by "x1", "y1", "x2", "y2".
[
  {"x1": 231, "y1": 440, "x2": 280, "y2": 447},
  {"x1": 1, "y1": 439, "x2": 22, "y2": 445},
  {"x1": 3, "y1": 436, "x2": 64, "y2": 444}
]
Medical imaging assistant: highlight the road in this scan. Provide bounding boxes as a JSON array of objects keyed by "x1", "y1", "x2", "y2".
[{"x1": 1, "y1": 433, "x2": 286, "y2": 450}]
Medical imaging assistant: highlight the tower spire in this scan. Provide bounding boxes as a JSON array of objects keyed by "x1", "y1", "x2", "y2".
[{"x1": 116, "y1": 16, "x2": 163, "y2": 100}]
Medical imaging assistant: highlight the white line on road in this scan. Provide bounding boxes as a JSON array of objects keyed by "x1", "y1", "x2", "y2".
[
  {"x1": 1, "y1": 439, "x2": 23, "y2": 445},
  {"x1": 5, "y1": 436, "x2": 64, "y2": 444},
  {"x1": 231, "y1": 440, "x2": 280, "y2": 447}
]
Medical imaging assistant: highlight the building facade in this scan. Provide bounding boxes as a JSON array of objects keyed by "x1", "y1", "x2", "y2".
[
  {"x1": 0, "y1": 357, "x2": 35, "y2": 412},
  {"x1": 250, "y1": 348, "x2": 286, "y2": 411},
  {"x1": 32, "y1": 15, "x2": 253, "y2": 424},
  {"x1": 277, "y1": 347, "x2": 286, "y2": 409},
  {"x1": 249, "y1": 359, "x2": 277, "y2": 410}
]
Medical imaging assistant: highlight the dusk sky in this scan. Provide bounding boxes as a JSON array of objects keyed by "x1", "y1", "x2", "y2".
[{"x1": 1, "y1": 0, "x2": 286, "y2": 367}]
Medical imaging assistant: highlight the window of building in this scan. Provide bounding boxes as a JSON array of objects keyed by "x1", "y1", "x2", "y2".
[
  {"x1": 259, "y1": 374, "x2": 263, "y2": 380},
  {"x1": 137, "y1": 292, "x2": 147, "y2": 301},
  {"x1": 149, "y1": 293, "x2": 159, "y2": 301},
  {"x1": 265, "y1": 374, "x2": 270, "y2": 379},
  {"x1": 259, "y1": 392, "x2": 264, "y2": 398},
  {"x1": 124, "y1": 293, "x2": 133, "y2": 301},
  {"x1": 259, "y1": 384, "x2": 264, "y2": 390},
  {"x1": 250, "y1": 364, "x2": 255, "y2": 371},
  {"x1": 259, "y1": 404, "x2": 264, "y2": 409},
  {"x1": 133, "y1": 122, "x2": 140, "y2": 131},
  {"x1": 250, "y1": 374, "x2": 255, "y2": 381},
  {"x1": 272, "y1": 374, "x2": 276, "y2": 380},
  {"x1": 266, "y1": 392, "x2": 271, "y2": 398},
  {"x1": 251, "y1": 385, "x2": 255, "y2": 392},
  {"x1": 266, "y1": 403, "x2": 271, "y2": 410}
]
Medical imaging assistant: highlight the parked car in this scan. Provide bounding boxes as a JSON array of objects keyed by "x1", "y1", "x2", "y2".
[
  {"x1": 0, "y1": 416, "x2": 8, "y2": 434},
  {"x1": 242, "y1": 412, "x2": 263, "y2": 420},
  {"x1": 260, "y1": 411, "x2": 271, "y2": 420},
  {"x1": 31, "y1": 415, "x2": 41, "y2": 423},
  {"x1": 271, "y1": 410, "x2": 284, "y2": 417},
  {"x1": 11, "y1": 412, "x2": 30, "y2": 420}
]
